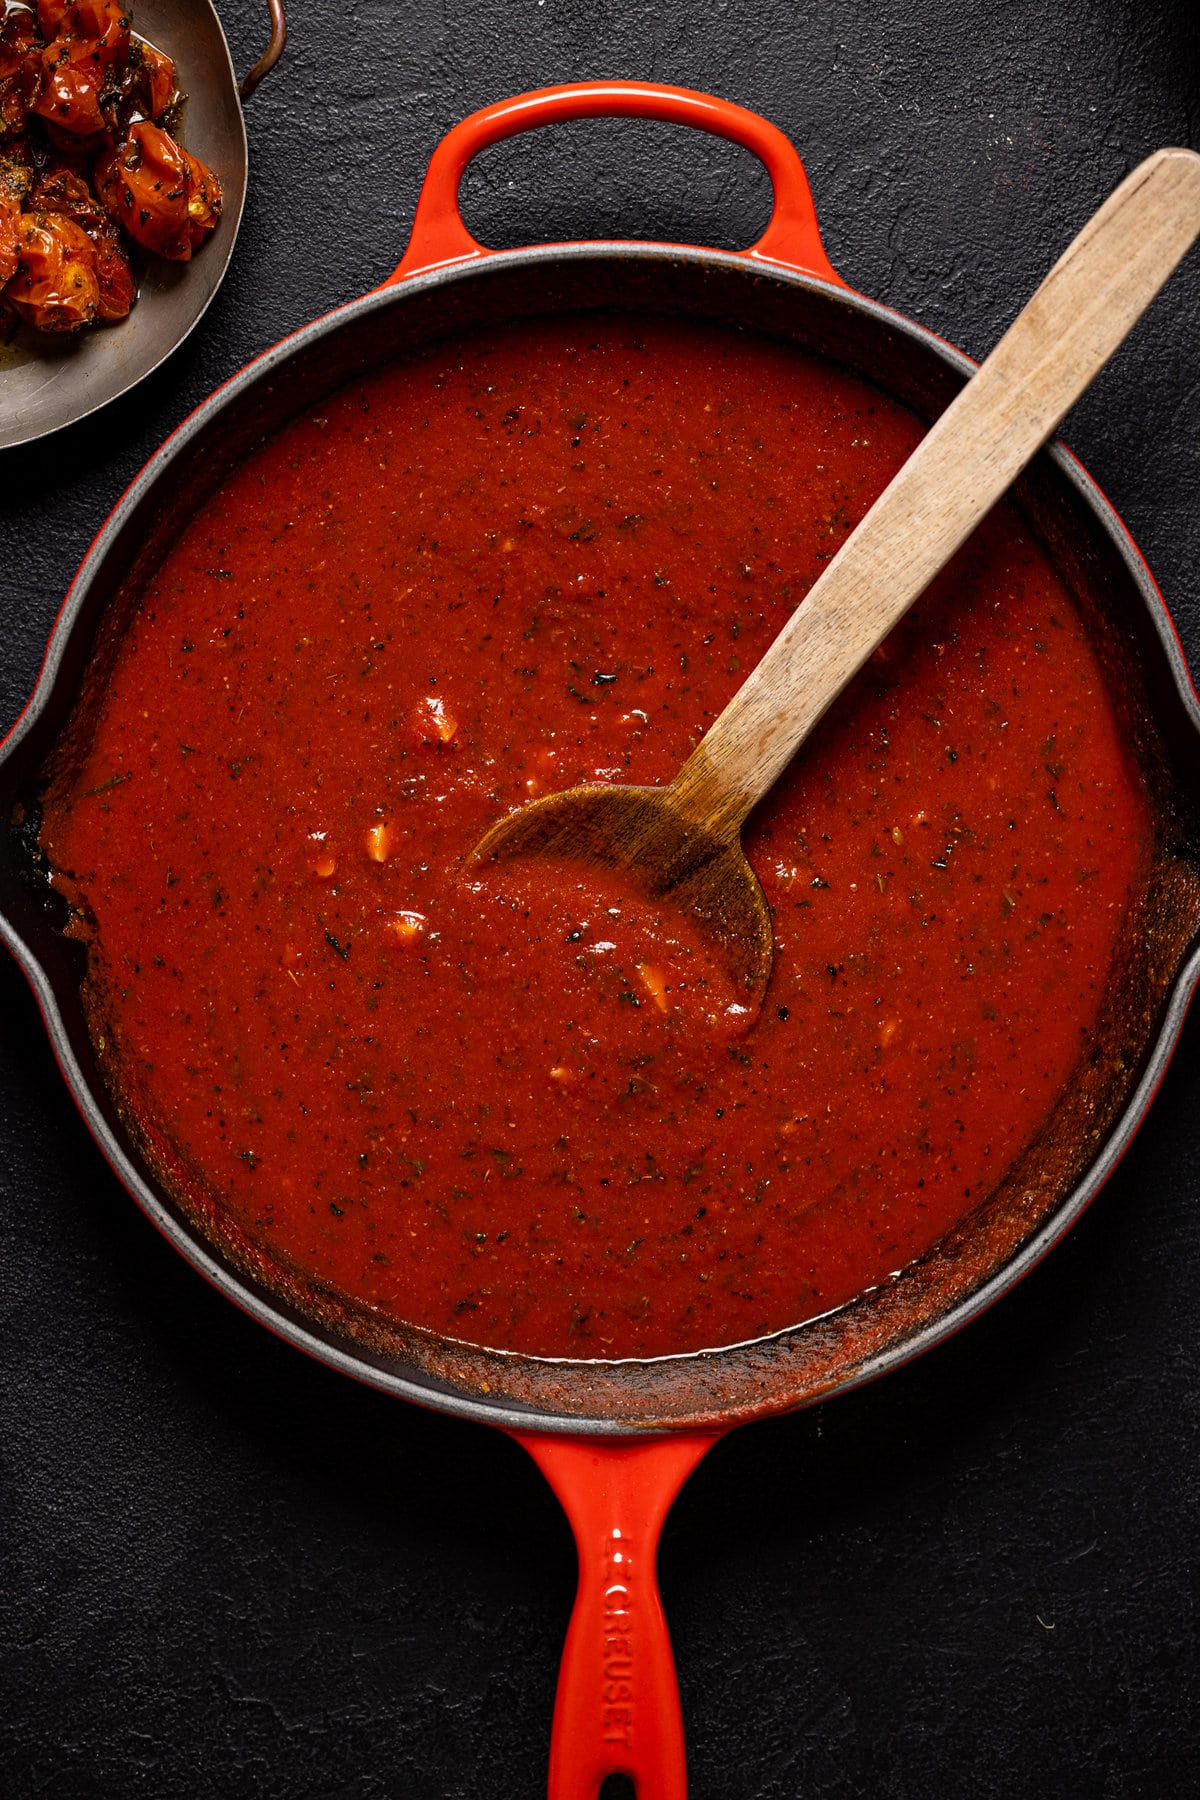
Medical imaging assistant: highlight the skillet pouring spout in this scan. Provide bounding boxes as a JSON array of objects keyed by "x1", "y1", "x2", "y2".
[{"x1": 473, "y1": 782, "x2": 775, "y2": 1007}]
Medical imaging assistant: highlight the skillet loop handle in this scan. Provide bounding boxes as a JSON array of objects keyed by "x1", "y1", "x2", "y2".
[
  {"x1": 239, "y1": 0, "x2": 287, "y2": 103},
  {"x1": 386, "y1": 80, "x2": 844, "y2": 287},
  {"x1": 513, "y1": 1430, "x2": 718, "y2": 1800}
]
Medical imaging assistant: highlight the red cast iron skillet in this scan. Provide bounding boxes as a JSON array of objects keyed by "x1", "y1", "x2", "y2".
[{"x1": 3, "y1": 82, "x2": 1200, "y2": 1799}]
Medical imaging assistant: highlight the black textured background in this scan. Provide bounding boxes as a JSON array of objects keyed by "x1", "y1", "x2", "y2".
[{"x1": 2, "y1": 3, "x2": 1199, "y2": 1796}]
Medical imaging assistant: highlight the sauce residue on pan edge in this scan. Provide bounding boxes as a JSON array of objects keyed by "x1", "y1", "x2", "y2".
[{"x1": 38, "y1": 315, "x2": 1154, "y2": 1360}]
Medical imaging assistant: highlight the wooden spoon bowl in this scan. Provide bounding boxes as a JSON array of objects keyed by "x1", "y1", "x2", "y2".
[{"x1": 475, "y1": 781, "x2": 773, "y2": 1000}]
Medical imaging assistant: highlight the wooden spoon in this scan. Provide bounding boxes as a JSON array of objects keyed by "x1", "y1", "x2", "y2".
[{"x1": 474, "y1": 148, "x2": 1200, "y2": 1006}]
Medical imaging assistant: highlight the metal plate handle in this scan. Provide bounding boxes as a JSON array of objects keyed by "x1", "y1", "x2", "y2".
[{"x1": 239, "y1": 0, "x2": 287, "y2": 101}]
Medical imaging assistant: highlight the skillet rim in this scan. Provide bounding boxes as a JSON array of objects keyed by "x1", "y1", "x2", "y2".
[{"x1": 3, "y1": 240, "x2": 1199, "y2": 1437}]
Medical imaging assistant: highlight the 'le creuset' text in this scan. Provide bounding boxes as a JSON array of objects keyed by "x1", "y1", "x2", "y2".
[{"x1": 602, "y1": 1527, "x2": 634, "y2": 1747}]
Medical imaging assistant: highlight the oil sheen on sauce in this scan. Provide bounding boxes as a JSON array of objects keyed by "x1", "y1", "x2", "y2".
[{"x1": 40, "y1": 316, "x2": 1153, "y2": 1360}]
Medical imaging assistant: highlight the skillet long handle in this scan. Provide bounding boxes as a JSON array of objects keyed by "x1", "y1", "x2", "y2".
[
  {"x1": 670, "y1": 146, "x2": 1200, "y2": 839},
  {"x1": 513, "y1": 1431, "x2": 718, "y2": 1800}
]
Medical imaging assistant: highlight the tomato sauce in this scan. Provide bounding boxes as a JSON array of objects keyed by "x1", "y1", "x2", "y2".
[{"x1": 39, "y1": 315, "x2": 1154, "y2": 1360}]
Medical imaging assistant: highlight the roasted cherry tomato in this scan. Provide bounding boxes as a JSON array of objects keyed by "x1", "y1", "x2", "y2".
[
  {"x1": 0, "y1": 5, "x2": 41, "y2": 139},
  {"x1": 0, "y1": 5, "x2": 40, "y2": 78},
  {"x1": 30, "y1": 162, "x2": 133, "y2": 317},
  {"x1": 7, "y1": 4, "x2": 219, "y2": 332},
  {"x1": 0, "y1": 191, "x2": 21, "y2": 286},
  {"x1": 35, "y1": 1, "x2": 70, "y2": 37},
  {"x1": 4, "y1": 208, "x2": 99, "y2": 329},
  {"x1": 125, "y1": 32, "x2": 172, "y2": 117},
  {"x1": 66, "y1": 1, "x2": 131, "y2": 67},
  {"x1": 96, "y1": 119, "x2": 220, "y2": 260},
  {"x1": 31, "y1": 35, "x2": 107, "y2": 136}
]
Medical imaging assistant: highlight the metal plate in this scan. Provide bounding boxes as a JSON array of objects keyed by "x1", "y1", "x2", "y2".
[{"x1": 0, "y1": 0, "x2": 247, "y2": 449}]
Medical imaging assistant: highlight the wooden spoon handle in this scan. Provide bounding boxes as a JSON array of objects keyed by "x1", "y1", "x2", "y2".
[{"x1": 671, "y1": 147, "x2": 1200, "y2": 838}]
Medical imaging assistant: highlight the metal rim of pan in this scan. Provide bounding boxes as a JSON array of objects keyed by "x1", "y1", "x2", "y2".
[{"x1": 3, "y1": 240, "x2": 1199, "y2": 1435}]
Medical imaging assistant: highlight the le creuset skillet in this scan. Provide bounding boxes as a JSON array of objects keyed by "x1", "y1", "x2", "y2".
[
  {"x1": 3, "y1": 82, "x2": 1200, "y2": 1799},
  {"x1": 0, "y1": 0, "x2": 287, "y2": 450}
]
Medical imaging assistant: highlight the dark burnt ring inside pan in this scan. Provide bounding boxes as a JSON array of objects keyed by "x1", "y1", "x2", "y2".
[{"x1": 4, "y1": 247, "x2": 1200, "y2": 1434}]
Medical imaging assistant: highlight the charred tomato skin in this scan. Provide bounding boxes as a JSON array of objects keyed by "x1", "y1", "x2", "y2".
[
  {"x1": 65, "y1": 1, "x2": 132, "y2": 69},
  {"x1": 5, "y1": 206, "x2": 99, "y2": 328},
  {"x1": 96, "y1": 119, "x2": 220, "y2": 261},
  {"x1": 0, "y1": 189, "x2": 21, "y2": 285},
  {"x1": 29, "y1": 161, "x2": 133, "y2": 316},
  {"x1": 0, "y1": 5, "x2": 42, "y2": 139},
  {"x1": 1, "y1": 3, "x2": 209, "y2": 332},
  {"x1": 31, "y1": 36, "x2": 109, "y2": 137}
]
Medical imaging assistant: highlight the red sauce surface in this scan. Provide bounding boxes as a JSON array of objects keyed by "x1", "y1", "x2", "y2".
[{"x1": 41, "y1": 316, "x2": 1153, "y2": 1359}]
